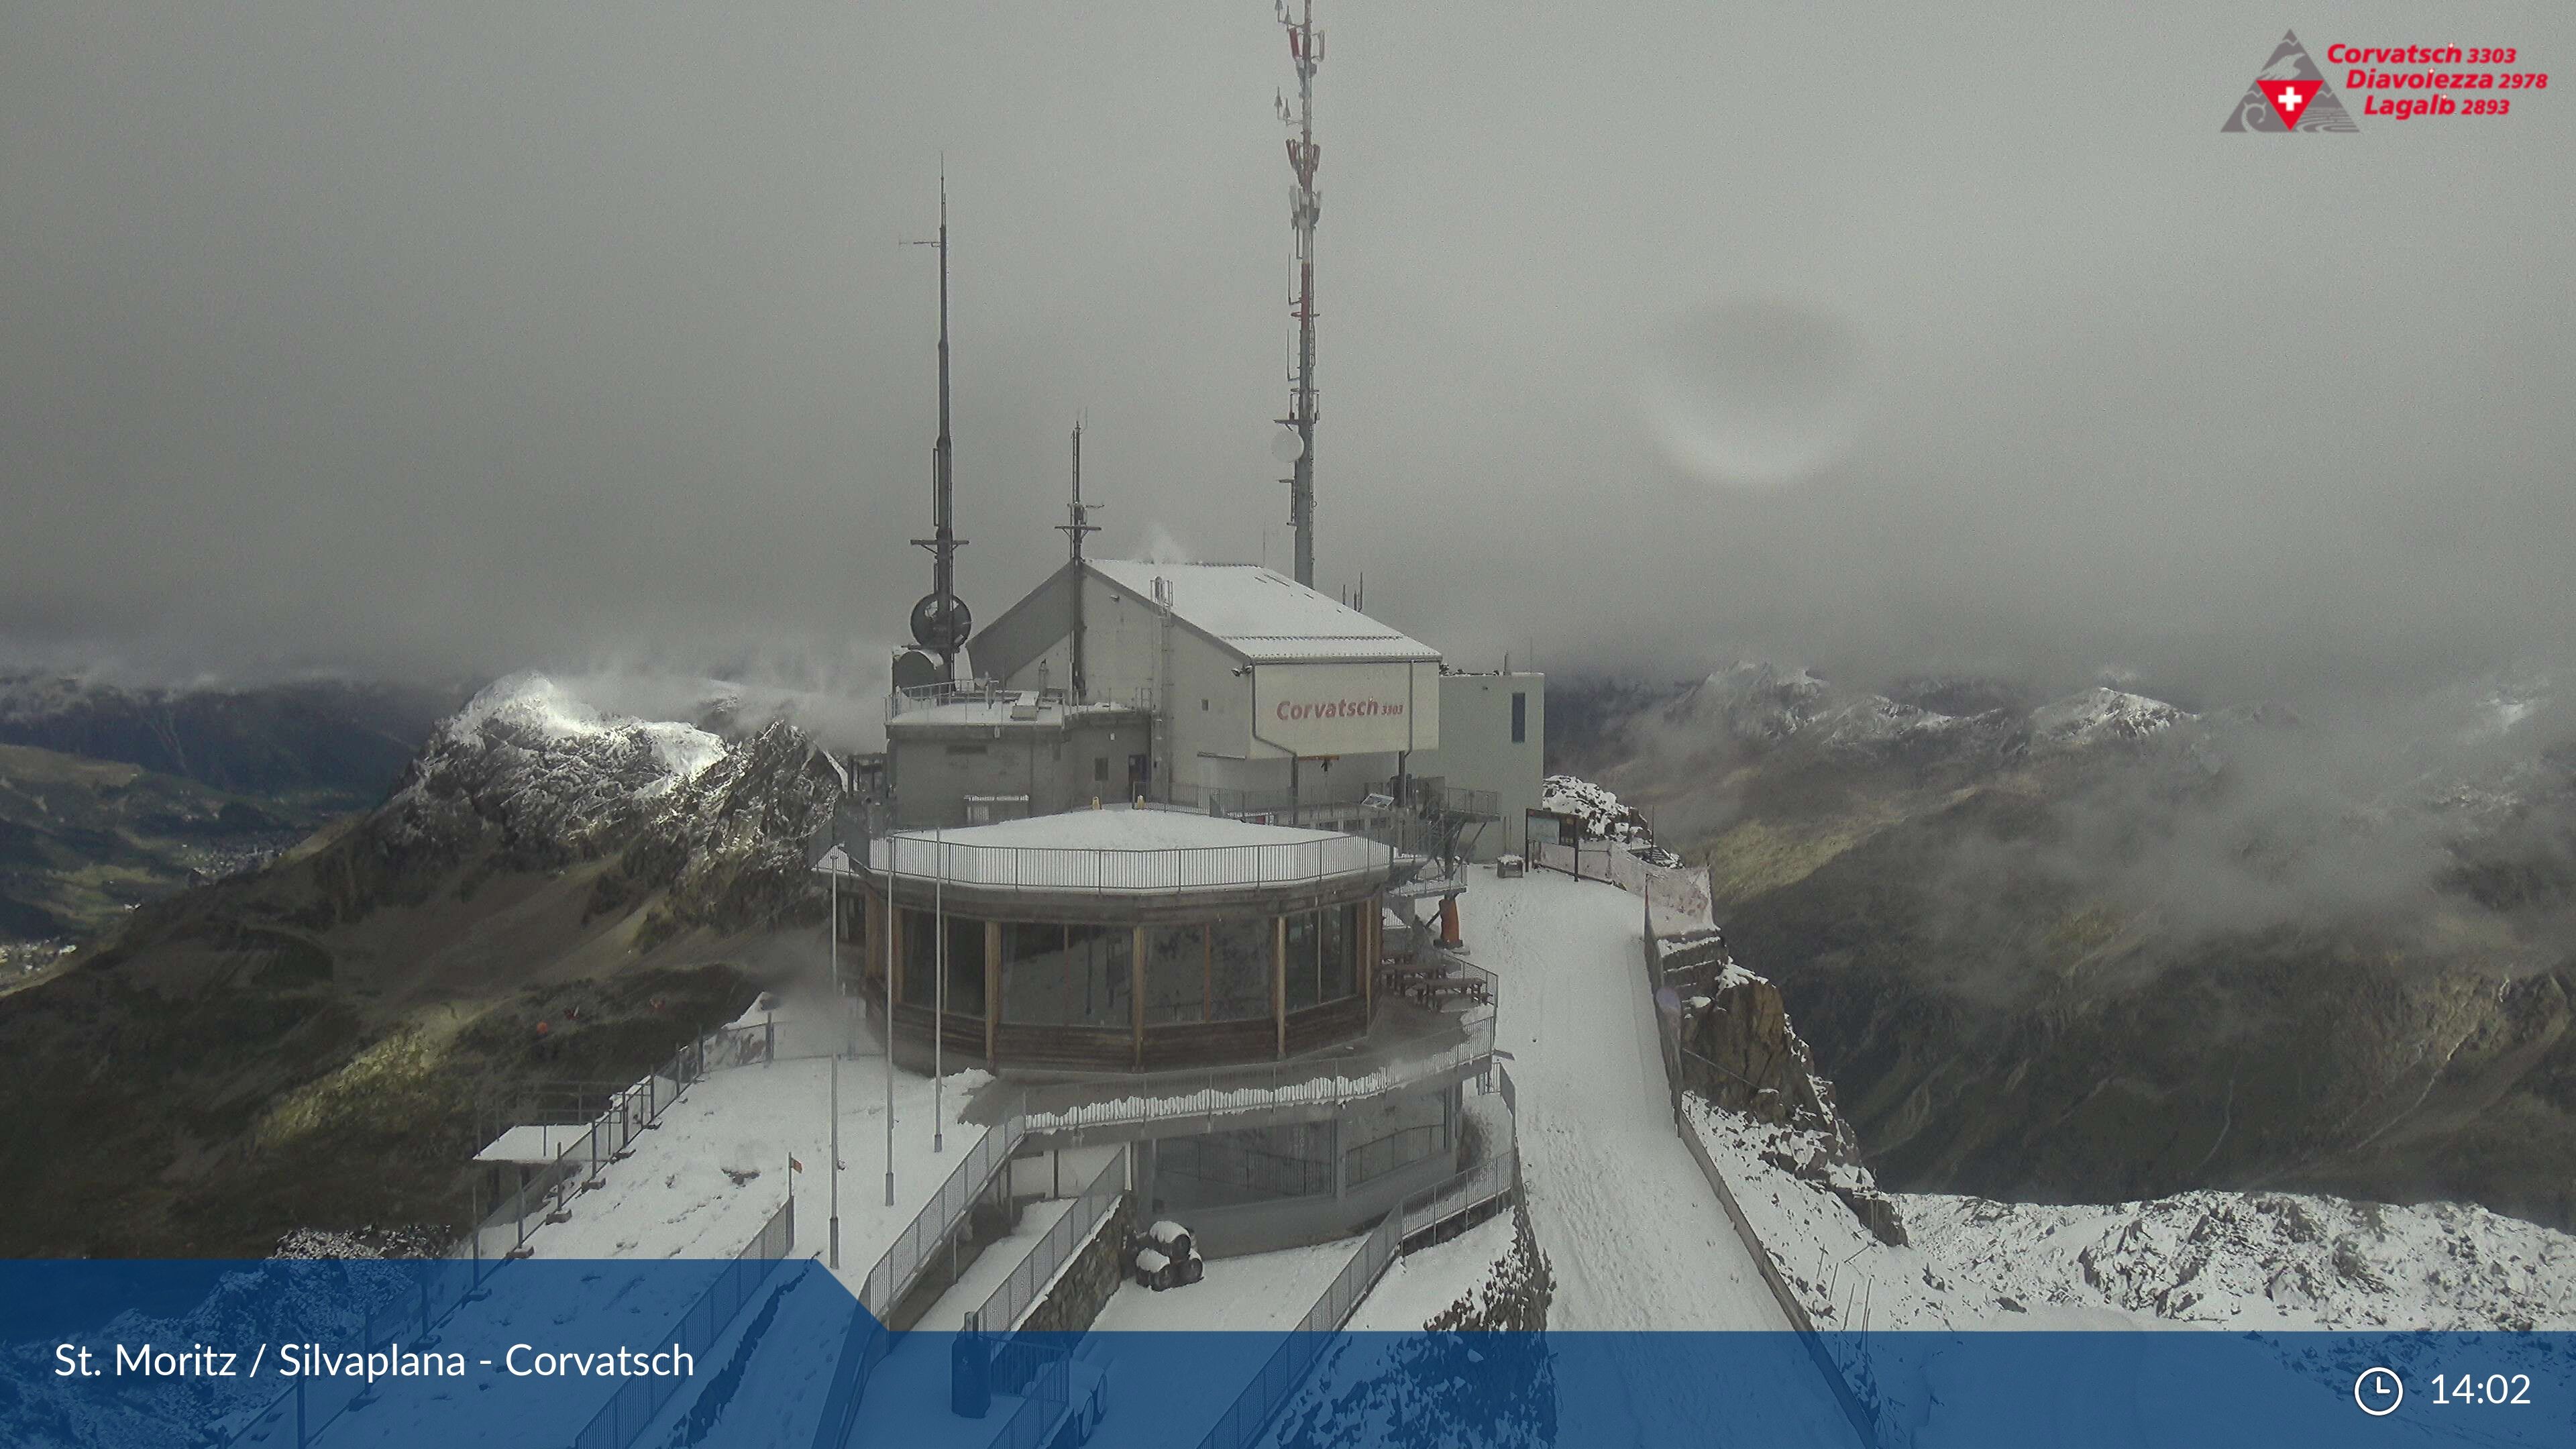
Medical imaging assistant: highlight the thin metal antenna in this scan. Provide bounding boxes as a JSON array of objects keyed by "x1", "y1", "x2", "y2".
[
  {"x1": 1055, "y1": 420, "x2": 1103, "y2": 566},
  {"x1": 1055, "y1": 420, "x2": 1104, "y2": 701},
  {"x1": 906, "y1": 164, "x2": 970, "y2": 676},
  {"x1": 1275, "y1": 0, "x2": 1324, "y2": 589}
]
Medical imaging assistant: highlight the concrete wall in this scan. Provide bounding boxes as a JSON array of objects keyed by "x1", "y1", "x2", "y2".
[
  {"x1": 1126, "y1": 1081, "x2": 1464, "y2": 1256},
  {"x1": 887, "y1": 712, "x2": 1150, "y2": 828},
  {"x1": 1018, "y1": 1193, "x2": 1134, "y2": 1336},
  {"x1": 1411, "y1": 672, "x2": 1545, "y2": 861}
]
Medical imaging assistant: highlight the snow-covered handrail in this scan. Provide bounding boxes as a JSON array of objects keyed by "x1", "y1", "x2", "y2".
[
  {"x1": 867, "y1": 833, "x2": 1391, "y2": 895},
  {"x1": 858, "y1": 1111, "x2": 1027, "y2": 1318}
]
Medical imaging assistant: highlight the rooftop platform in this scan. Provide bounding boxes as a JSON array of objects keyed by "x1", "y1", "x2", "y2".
[{"x1": 863, "y1": 804, "x2": 1397, "y2": 905}]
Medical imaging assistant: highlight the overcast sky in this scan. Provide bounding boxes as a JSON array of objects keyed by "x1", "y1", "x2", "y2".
[{"x1": 3, "y1": 2, "x2": 2569, "y2": 704}]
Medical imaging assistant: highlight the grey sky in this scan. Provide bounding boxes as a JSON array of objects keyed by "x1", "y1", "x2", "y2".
[{"x1": 3, "y1": 2, "x2": 2569, "y2": 704}]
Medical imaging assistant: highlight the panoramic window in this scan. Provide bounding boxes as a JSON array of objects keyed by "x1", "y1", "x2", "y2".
[
  {"x1": 1206, "y1": 915, "x2": 1273, "y2": 1022},
  {"x1": 900, "y1": 908, "x2": 985, "y2": 1017},
  {"x1": 1142, "y1": 923, "x2": 1206, "y2": 1025},
  {"x1": 1000, "y1": 920, "x2": 1128, "y2": 1028}
]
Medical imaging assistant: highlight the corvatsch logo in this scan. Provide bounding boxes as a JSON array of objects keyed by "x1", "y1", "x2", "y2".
[{"x1": 2221, "y1": 30, "x2": 2361, "y2": 131}]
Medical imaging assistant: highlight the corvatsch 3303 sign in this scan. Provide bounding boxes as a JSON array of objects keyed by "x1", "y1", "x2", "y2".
[{"x1": 1248, "y1": 661, "x2": 1441, "y2": 757}]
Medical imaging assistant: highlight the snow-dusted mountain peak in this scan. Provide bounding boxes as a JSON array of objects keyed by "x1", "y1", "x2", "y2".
[
  {"x1": 2026, "y1": 686, "x2": 2194, "y2": 752},
  {"x1": 437, "y1": 672, "x2": 725, "y2": 794}
]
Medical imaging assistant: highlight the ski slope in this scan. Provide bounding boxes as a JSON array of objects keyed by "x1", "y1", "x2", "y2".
[{"x1": 1468, "y1": 867, "x2": 1861, "y2": 1445}]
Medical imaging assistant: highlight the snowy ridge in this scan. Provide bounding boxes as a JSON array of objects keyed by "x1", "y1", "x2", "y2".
[
  {"x1": 2024, "y1": 686, "x2": 2195, "y2": 753},
  {"x1": 430, "y1": 671, "x2": 724, "y2": 793},
  {"x1": 1684, "y1": 985, "x2": 2576, "y2": 1336},
  {"x1": 371, "y1": 672, "x2": 729, "y2": 869},
  {"x1": 1647, "y1": 661, "x2": 2214, "y2": 765}
]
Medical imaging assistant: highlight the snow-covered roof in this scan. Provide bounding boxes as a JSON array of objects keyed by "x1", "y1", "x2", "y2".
[{"x1": 1084, "y1": 559, "x2": 1438, "y2": 664}]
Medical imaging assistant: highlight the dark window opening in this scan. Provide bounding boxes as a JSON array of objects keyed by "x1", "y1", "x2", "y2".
[{"x1": 1510, "y1": 692, "x2": 1527, "y2": 744}]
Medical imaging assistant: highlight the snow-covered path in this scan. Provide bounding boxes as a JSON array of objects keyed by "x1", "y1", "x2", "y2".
[{"x1": 1470, "y1": 869, "x2": 1860, "y2": 1444}]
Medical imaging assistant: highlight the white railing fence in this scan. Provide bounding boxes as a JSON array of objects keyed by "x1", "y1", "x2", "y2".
[
  {"x1": 869, "y1": 833, "x2": 1393, "y2": 895},
  {"x1": 971, "y1": 1152, "x2": 1128, "y2": 1332},
  {"x1": 568, "y1": 1196, "x2": 796, "y2": 1449},
  {"x1": 1189, "y1": 1061, "x2": 1523, "y2": 1449},
  {"x1": 859, "y1": 1111, "x2": 1029, "y2": 1318}
]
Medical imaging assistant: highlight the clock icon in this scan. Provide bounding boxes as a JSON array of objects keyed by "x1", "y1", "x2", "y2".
[{"x1": 2355, "y1": 1366, "x2": 2404, "y2": 1417}]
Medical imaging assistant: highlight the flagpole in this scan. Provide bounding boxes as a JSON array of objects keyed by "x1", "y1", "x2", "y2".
[
  {"x1": 884, "y1": 847, "x2": 896, "y2": 1208},
  {"x1": 933, "y1": 823, "x2": 946, "y2": 1154},
  {"x1": 828, "y1": 1051, "x2": 841, "y2": 1269}
]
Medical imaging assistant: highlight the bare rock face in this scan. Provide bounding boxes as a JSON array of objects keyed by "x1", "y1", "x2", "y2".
[
  {"x1": 1678, "y1": 967, "x2": 1857, "y2": 1158},
  {"x1": 590, "y1": 720, "x2": 843, "y2": 947}
]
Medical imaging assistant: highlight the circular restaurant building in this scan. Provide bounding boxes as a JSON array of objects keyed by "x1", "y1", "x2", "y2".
[{"x1": 853, "y1": 806, "x2": 1399, "y2": 1073}]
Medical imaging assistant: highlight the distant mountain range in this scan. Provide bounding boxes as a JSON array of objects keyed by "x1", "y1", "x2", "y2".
[
  {"x1": 0, "y1": 676, "x2": 465, "y2": 955},
  {"x1": 0, "y1": 673, "x2": 838, "y2": 1256},
  {"x1": 1568, "y1": 661, "x2": 2576, "y2": 1234}
]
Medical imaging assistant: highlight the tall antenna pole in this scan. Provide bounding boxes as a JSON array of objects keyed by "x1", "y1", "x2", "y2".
[
  {"x1": 1276, "y1": 0, "x2": 1323, "y2": 588},
  {"x1": 1055, "y1": 421, "x2": 1103, "y2": 702},
  {"x1": 907, "y1": 168, "x2": 971, "y2": 676}
]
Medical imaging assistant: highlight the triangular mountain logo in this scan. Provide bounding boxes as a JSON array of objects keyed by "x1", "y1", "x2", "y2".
[{"x1": 2221, "y1": 30, "x2": 2359, "y2": 132}]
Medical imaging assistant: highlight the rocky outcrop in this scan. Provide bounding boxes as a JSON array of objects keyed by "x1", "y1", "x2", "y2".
[
  {"x1": 1675, "y1": 965, "x2": 1856, "y2": 1157},
  {"x1": 590, "y1": 720, "x2": 843, "y2": 947}
]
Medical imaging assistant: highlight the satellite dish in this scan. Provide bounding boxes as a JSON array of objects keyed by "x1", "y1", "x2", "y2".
[
  {"x1": 891, "y1": 647, "x2": 942, "y2": 692},
  {"x1": 909, "y1": 594, "x2": 973, "y2": 652},
  {"x1": 1270, "y1": 428, "x2": 1305, "y2": 464}
]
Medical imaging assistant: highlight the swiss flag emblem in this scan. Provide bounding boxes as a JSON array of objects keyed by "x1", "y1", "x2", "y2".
[{"x1": 2263, "y1": 79, "x2": 2322, "y2": 129}]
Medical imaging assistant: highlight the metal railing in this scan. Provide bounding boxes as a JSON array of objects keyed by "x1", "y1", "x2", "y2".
[
  {"x1": 454, "y1": 1026, "x2": 749, "y2": 1267},
  {"x1": 1189, "y1": 1063, "x2": 1522, "y2": 1449},
  {"x1": 859, "y1": 1111, "x2": 1029, "y2": 1318},
  {"x1": 806, "y1": 1110, "x2": 1034, "y2": 1449},
  {"x1": 1397, "y1": 1072, "x2": 1517, "y2": 1242},
  {"x1": 1013, "y1": 1014, "x2": 1495, "y2": 1137},
  {"x1": 221, "y1": 1024, "x2": 746, "y2": 1449},
  {"x1": 983, "y1": 1341, "x2": 1075, "y2": 1449},
  {"x1": 214, "y1": 1259, "x2": 486, "y2": 1449},
  {"x1": 1191, "y1": 1206, "x2": 1401, "y2": 1449},
  {"x1": 971, "y1": 1153, "x2": 1128, "y2": 1332},
  {"x1": 1534, "y1": 837, "x2": 1715, "y2": 927},
  {"x1": 806, "y1": 1301, "x2": 890, "y2": 1449},
  {"x1": 888, "y1": 680, "x2": 1155, "y2": 719},
  {"x1": 869, "y1": 831, "x2": 1393, "y2": 894},
  {"x1": 1641, "y1": 921, "x2": 1879, "y2": 1448},
  {"x1": 569, "y1": 1196, "x2": 797, "y2": 1449}
]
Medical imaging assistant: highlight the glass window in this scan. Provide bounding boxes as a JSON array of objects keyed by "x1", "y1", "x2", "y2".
[
  {"x1": 899, "y1": 908, "x2": 985, "y2": 1018},
  {"x1": 1285, "y1": 912, "x2": 1320, "y2": 1011},
  {"x1": 948, "y1": 914, "x2": 986, "y2": 1017},
  {"x1": 901, "y1": 908, "x2": 934, "y2": 1008},
  {"x1": 1321, "y1": 902, "x2": 1357, "y2": 1002},
  {"x1": 1511, "y1": 691, "x2": 1527, "y2": 743},
  {"x1": 1143, "y1": 924, "x2": 1206, "y2": 1026},
  {"x1": 1208, "y1": 916, "x2": 1273, "y2": 1022},
  {"x1": 1001, "y1": 921, "x2": 1130, "y2": 1028}
]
